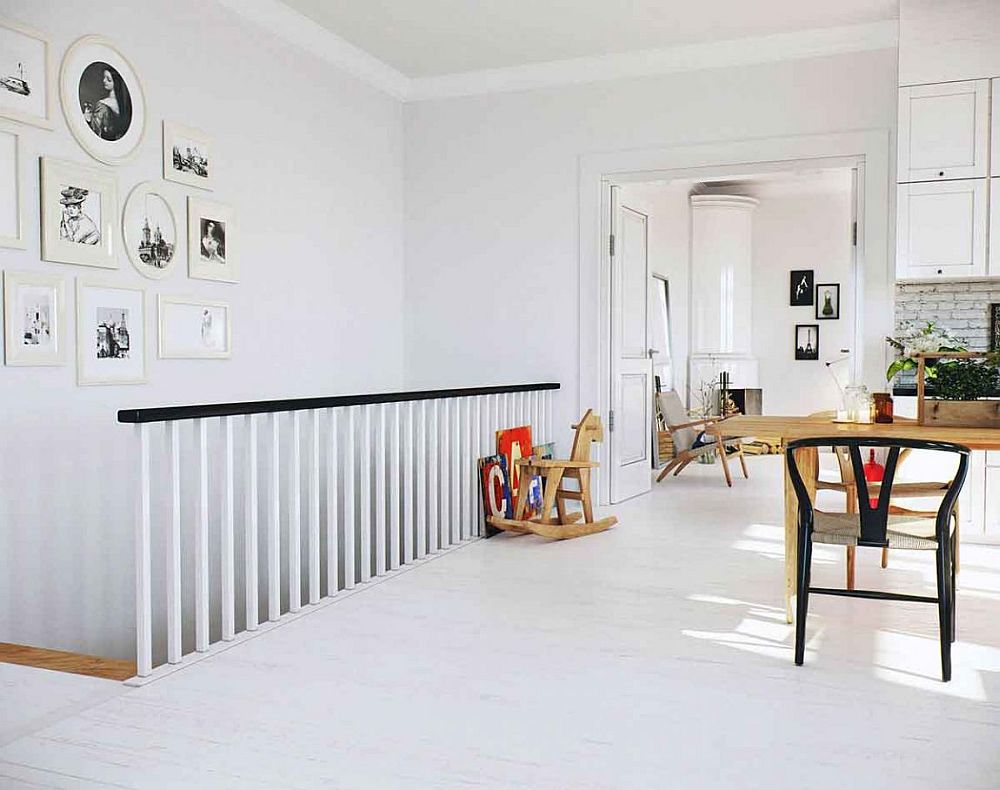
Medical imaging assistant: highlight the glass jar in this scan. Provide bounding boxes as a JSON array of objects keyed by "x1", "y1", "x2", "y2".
[{"x1": 843, "y1": 384, "x2": 873, "y2": 424}]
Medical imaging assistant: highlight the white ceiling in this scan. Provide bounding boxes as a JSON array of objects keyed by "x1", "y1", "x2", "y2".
[{"x1": 280, "y1": 0, "x2": 898, "y2": 77}]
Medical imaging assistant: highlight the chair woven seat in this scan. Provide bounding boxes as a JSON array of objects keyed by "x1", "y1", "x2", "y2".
[{"x1": 813, "y1": 511, "x2": 952, "y2": 550}]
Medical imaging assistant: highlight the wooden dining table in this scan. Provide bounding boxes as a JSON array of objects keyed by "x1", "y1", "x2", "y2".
[{"x1": 721, "y1": 415, "x2": 1000, "y2": 623}]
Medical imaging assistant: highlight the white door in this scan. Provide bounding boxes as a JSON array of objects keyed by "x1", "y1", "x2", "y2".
[
  {"x1": 609, "y1": 187, "x2": 652, "y2": 503},
  {"x1": 896, "y1": 179, "x2": 987, "y2": 279}
]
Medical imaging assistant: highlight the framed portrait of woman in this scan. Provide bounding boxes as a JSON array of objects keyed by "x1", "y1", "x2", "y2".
[
  {"x1": 188, "y1": 197, "x2": 237, "y2": 283},
  {"x1": 40, "y1": 157, "x2": 118, "y2": 269},
  {"x1": 59, "y1": 36, "x2": 146, "y2": 166}
]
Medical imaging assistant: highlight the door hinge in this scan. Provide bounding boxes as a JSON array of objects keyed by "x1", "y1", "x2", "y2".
[
  {"x1": 608, "y1": 410, "x2": 615, "y2": 432},
  {"x1": 609, "y1": 233, "x2": 616, "y2": 257},
  {"x1": 852, "y1": 221, "x2": 858, "y2": 246}
]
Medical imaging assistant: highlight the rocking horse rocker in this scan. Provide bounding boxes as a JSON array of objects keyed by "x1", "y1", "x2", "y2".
[{"x1": 488, "y1": 410, "x2": 618, "y2": 540}]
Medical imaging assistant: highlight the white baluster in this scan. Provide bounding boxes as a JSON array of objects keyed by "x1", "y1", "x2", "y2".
[
  {"x1": 135, "y1": 423, "x2": 152, "y2": 677},
  {"x1": 268, "y1": 413, "x2": 281, "y2": 620},
  {"x1": 450, "y1": 399, "x2": 460, "y2": 545},
  {"x1": 326, "y1": 408, "x2": 339, "y2": 596},
  {"x1": 360, "y1": 405, "x2": 372, "y2": 582},
  {"x1": 167, "y1": 421, "x2": 182, "y2": 663},
  {"x1": 221, "y1": 416, "x2": 235, "y2": 641},
  {"x1": 428, "y1": 400, "x2": 439, "y2": 552},
  {"x1": 403, "y1": 401, "x2": 414, "y2": 563},
  {"x1": 196, "y1": 419, "x2": 209, "y2": 651},
  {"x1": 390, "y1": 402, "x2": 401, "y2": 570},
  {"x1": 344, "y1": 407, "x2": 356, "y2": 589},
  {"x1": 476, "y1": 396, "x2": 487, "y2": 537},
  {"x1": 417, "y1": 400, "x2": 428, "y2": 558},
  {"x1": 464, "y1": 397, "x2": 473, "y2": 540},
  {"x1": 376, "y1": 403, "x2": 387, "y2": 575},
  {"x1": 309, "y1": 410, "x2": 320, "y2": 605},
  {"x1": 545, "y1": 390, "x2": 554, "y2": 449},
  {"x1": 289, "y1": 412, "x2": 302, "y2": 613},
  {"x1": 245, "y1": 414, "x2": 259, "y2": 631}
]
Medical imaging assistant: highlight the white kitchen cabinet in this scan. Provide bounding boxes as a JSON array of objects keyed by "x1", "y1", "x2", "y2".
[
  {"x1": 990, "y1": 179, "x2": 999, "y2": 275},
  {"x1": 898, "y1": 80, "x2": 990, "y2": 182},
  {"x1": 896, "y1": 179, "x2": 988, "y2": 279}
]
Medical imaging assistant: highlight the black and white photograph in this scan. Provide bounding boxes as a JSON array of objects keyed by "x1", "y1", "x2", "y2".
[
  {"x1": 76, "y1": 281, "x2": 145, "y2": 385},
  {"x1": 41, "y1": 157, "x2": 117, "y2": 268},
  {"x1": 789, "y1": 269, "x2": 814, "y2": 306},
  {"x1": 188, "y1": 197, "x2": 237, "y2": 282},
  {"x1": 158, "y1": 296, "x2": 231, "y2": 359},
  {"x1": 163, "y1": 122, "x2": 214, "y2": 190},
  {"x1": 794, "y1": 324, "x2": 819, "y2": 361},
  {"x1": 0, "y1": 18, "x2": 53, "y2": 128},
  {"x1": 3, "y1": 271, "x2": 66, "y2": 366},
  {"x1": 815, "y1": 282, "x2": 840, "y2": 320},
  {"x1": 60, "y1": 36, "x2": 145, "y2": 165},
  {"x1": 123, "y1": 182, "x2": 178, "y2": 279},
  {"x1": 0, "y1": 125, "x2": 24, "y2": 248},
  {"x1": 991, "y1": 304, "x2": 1000, "y2": 352}
]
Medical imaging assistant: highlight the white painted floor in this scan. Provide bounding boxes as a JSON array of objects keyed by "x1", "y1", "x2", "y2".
[{"x1": 2, "y1": 455, "x2": 999, "y2": 789}]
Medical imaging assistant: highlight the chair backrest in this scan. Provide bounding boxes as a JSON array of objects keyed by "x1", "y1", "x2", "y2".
[
  {"x1": 786, "y1": 437, "x2": 970, "y2": 546},
  {"x1": 657, "y1": 391, "x2": 697, "y2": 452},
  {"x1": 569, "y1": 409, "x2": 603, "y2": 463}
]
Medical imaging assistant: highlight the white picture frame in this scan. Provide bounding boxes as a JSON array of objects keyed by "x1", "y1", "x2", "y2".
[
  {"x1": 163, "y1": 121, "x2": 213, "y2": 190},
  {"x1": 59, "y1": 35, "x2": 146, "y2": 166},
  {"x1": 0, "y1": 122, "x2": 25, "y2": 248},
  {"x1": 158, "y1": 295, "x2": 231, "y2": 359},
  {"x1": 76, "y1": 279, "x2": 146, "y2": 385},
  {"x1": 0, "y1": 17, "x2": 55, "y2": 129},
  {"x1": 40, "y1": 157, "x2": 118, "y2": 269},
  {"x1": 188, "y1": 196, "x2": 237, "y2": 283},
  {"x1": 122, "y1": 180, "x2": 180, "y2": 280},
  {"x1": 3, "y1": 271, "x2": 66, "y2": 366}
]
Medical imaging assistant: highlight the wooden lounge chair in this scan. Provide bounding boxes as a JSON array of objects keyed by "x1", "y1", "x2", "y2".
[
  {"x1": 488, "y1": 409, "x2": 618, "y2": 539},
  {"x1": 655, "y1": 390, "x2": 749, "y2": 487}
]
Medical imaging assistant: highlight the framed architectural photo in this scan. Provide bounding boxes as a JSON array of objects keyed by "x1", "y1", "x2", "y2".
[
  {"x1": 59, "y1": 36, "x2": 146, "y2": 166},
  {"x1": 122, "y1": 181, "x2": 179, "y2": 279},
  {"x1": 188, "y1": 197, "x2": 236, "y2": 283},
  {"x1": 76, "y1": 280, "x2": 146, "y2": 385},
  {"x1": 0, "y1": 123, "x2": 25, "y2": 248},
  {"x1": 0, "y1": 17, "x2": 55, "y2": 129},
  {"x1": 40, "y1": 157, "x2": 118, "y2": 268},
  {"x1": 163, "y1": 121, "x2": 213, "y2": 190},
  {"x1": 158, "y1": 296, "x2": 231, "y2": 359},
  {"x1": 3, "y1": 271, "x2": 66, "y2": 366},
  {"x1": 815, "y1": 283, "x2": 840, "y2": 320},
  {"x1": 795, "y1": 324, "x2": 819, "y2": 361},
  {"x1": 790, "y1": 270, "x2": 814, "y2": 306}
]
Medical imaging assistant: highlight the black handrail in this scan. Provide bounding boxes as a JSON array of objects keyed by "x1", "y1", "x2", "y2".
[{"x1": 118, "y1": 382, "x2": 560, "y2": 424}]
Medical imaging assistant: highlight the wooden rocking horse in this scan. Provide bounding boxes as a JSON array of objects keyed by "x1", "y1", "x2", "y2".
[{"x1": 488, "y1": 409, "x2": 618, "y2": 539}]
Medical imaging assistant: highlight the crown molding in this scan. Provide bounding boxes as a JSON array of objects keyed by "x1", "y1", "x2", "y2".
[
  {"x1": 216, "y1": 0, "x2": 411, "y2": 99},
  {"x1": 406, "y1": 20, "x2": 898, "y2": 101}
]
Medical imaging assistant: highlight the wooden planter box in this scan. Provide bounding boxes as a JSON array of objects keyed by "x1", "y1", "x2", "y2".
[{"x1": 916, "y1": 352, "x2": 1000, "y2": 428}]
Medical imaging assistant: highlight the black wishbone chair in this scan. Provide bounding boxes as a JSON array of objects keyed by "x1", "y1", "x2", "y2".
[{"x1": 786, "y1": 437, "x2": 970, "y2": 682}]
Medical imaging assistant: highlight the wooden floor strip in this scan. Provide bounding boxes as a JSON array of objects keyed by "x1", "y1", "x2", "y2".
[{"x1": 0, "y1": 643, "x2": 134, "y2": 682}]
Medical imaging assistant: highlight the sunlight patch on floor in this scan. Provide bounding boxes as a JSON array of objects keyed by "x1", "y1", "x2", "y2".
[{"x1": 873, "y1": 629, "x2": 993, "y2": 700}]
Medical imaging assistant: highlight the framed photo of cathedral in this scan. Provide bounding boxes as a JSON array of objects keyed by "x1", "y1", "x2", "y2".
[
  {"x1": 122, "y1": 181, "x2": 179, "y2": 279},
  {"x1": 163, "y1": 121, "x2": 213, "y2": 190},
  {"x1": 76, "y1": 279, "x2": 146, "y2": 385},
  {"x1": 188, "y1": 196, "x2": 237, "y2": 283},
  {"x1": 40, "y1": 157, "x2": 118, "y2": 269},
  {"x1": 3, "y1": 271, "x2": 66, "y2": 366}
]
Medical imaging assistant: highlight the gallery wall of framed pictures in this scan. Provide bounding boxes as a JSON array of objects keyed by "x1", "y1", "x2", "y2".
[
  {"x1": 788, "y1": 269, "x2": 841, "y2": 361},
  {"x1": 0, "y1": 14, "x2": 233, "y2": 385}
]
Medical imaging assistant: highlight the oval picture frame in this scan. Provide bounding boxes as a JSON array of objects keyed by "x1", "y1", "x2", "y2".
[
  {"x1": 59, "y1": 35, "x2": 147, "y2": 166},
  {"x1": 122, "y1": 181, "x2": 180, "y2": 280}
]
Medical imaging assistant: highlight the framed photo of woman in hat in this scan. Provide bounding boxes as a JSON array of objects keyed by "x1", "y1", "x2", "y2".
[
  {"x1": 40, "y1": 157, "x2": 118, "y2": 268},
  {"x1": 59, "y1": 36, "x2": 146, "y2": 166}
]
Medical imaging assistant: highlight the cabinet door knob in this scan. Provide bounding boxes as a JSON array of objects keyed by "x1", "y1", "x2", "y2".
[
  {"x1": 938, "y1": 171, "x2": 945, "y2": 177},
  {"x1": 937, "y1": 268, "x2": 943, "y2": 274}
]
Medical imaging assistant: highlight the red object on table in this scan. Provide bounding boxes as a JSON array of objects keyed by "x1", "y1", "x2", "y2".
[{"x1": 863, "y1": 448, "x2": 885, "y2": 508}]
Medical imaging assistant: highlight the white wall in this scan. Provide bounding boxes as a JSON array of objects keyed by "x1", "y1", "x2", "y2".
[
  {"x1": 899, "y1": 0, "x2": 1000, "y2": 85},
  {"x1": 751, "y1": 174, "x2": 855, "y2": 414},
  {"x1": 403, "y1": 50, "x2": 898, "y2": 445},
  {"x1": 0, "y1": 0, "x2": 405, "y2": 658}
]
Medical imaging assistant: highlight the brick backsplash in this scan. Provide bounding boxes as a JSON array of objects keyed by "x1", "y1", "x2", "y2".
[{"x1": 895, "y1": 281, "x2": 1000, "y2": 351}]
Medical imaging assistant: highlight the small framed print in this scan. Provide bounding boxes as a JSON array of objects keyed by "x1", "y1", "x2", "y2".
[
  {"x1": 163, "y1": 121, "x2": 213, "y2": 190},
  {"x1": 59, "y1": 36, "x2": 146, "y2": 166},
  {"x1": 790, "y1": 269, "x2": 814, "y2": 307},
  {"x1": 815, "y1": 283, "x2": 840, "y2": 320},
  {"x1": 795, "y1": 324, "x2": 819, "y2": 361},
  {"x1": 158, "y1": 296, "x2": 231, "y2": 359},
  {"x1": 122, "y1": 181, "x2": 179, "y2": 279},
  {"x1": 0, "y1": 123, "x2": 25, "y2": 248},
  {"x1": 40, "y1": 157, "x2": 118, "y2": 269},
  {"x1": 76, "y1": 280, "x2": 146, "y2": 385},
  {"x1": 990, "y1": 304, "x2": 1000, "y2": 352},
  {"x1": 3, "y1": 271, "x2": 66, "y2": 366},
  {"x1": 0, "y1": 17, "x2": 55, "y2": 129},
  {"x1": 188, "y1": 197, "x2": 236, "y2": 283}
]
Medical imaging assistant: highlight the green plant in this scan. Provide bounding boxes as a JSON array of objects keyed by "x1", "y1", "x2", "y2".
[
  {"x1": 885, "y1": 321, "x2": 965, "y2": 381},
  {"x1": 932, "y1": 359, "x2": 1000, "y2": 401}
]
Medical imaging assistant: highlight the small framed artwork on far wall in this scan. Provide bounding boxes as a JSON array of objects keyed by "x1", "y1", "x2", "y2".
[
  {"x1": 76, "y1": 279, "x2": 146, "y2": 385},
  {"x1": 188, "y1": 196, "x2": 236, "y2": 283},
  {"x1": 790, "y1": 270, "x2": 814, "y2": 306},
  {"x1": 815, "y1": 283, "x2": 840, "y2": 320},
  {"x1": 990, "y1": 303, "x2": 1000, "y2": 352},
  {"x1": 158, "y1": 295, "x2": 231, "y2": 359},
  {"x1": 162, "y1": 121, "x2": 213, "y2": 190},
  {"x1": 40, "y1": 156, "x2": 118, "y2": 269},
  {"x1": 3, "y1": 271, "x2": 66, "y2": 366},
  {"x1": 795, "y1": 324, "x2": 819, "y2": 361}
]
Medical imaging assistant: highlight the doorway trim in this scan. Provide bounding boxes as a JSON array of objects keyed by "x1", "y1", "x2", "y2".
[{"x1": 578, "y1": 130, "x2": 892, "y2": 505}]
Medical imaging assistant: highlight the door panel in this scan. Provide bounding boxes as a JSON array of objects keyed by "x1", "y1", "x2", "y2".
[
  {"x1": 618, "y1": 373, "x2": 650, "y2": 465},
  {"x1": 896, "y1": 180, "x2": 987, "y2": 278}
]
